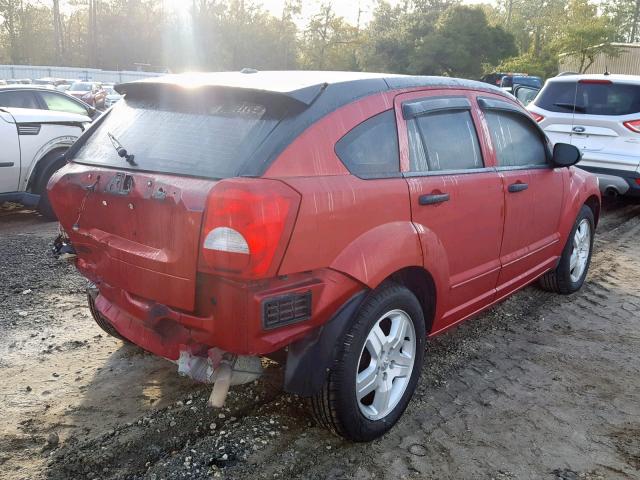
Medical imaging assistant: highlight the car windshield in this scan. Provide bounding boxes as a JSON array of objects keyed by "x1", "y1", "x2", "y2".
[
  {"x1": 534, "y1": 81, "x2": 640, "y2": 115},
  {"x1": 73, "y1": 94, "x2": 282, "y2": 179},
  {"x1": 105, "y1": 87, "x2": 117, "y2": 95},
  {"x1": 70, "y1": 83, "x2": 92, "y2": 91}
]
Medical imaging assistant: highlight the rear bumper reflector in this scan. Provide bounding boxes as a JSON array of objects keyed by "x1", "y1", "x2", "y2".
[{"x1": 262, "y1": 291, "x2": 312, "y2": 330}]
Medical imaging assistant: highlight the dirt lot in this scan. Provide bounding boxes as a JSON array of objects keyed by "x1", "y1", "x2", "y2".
[{"x1": 1, "y1": 199, "x2": 639, "y2": 480}]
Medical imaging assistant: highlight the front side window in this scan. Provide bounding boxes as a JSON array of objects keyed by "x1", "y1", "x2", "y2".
[
  {"x1": 484, "y1": 110, "x2": 547, "y2": 167},
  {"x1": 0, "y1": 91, "x2": 40, "y2": 109},
  {"x1": 335, "y1": 110, "x2": 399, "y2": 177},
  {"x1": 408, "y1": 110, "x2": 483, "y2": 172},
  {"x1": 38, "y1": 91, "x2": 89, "y2": 116}
]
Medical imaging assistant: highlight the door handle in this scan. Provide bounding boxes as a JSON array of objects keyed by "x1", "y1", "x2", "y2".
[
  {"x1": 508, "y1": 182, "x2": 528, "y2": 193},
  {"x1": 419, "y1": 193, "x2": 450, "y2": 205},
  {"x1": 0, "y1": 162, "x2": 14, "y2": 167}
]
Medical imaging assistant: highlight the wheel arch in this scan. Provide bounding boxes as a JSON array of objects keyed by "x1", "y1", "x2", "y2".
[
  {"x1": 27, "y1": 146, "x2": 68, "y2": 194},
  {"x1": 584, "y1": 194, "x2": 601, "y2": 228},
  {"x1": 385, "y1": 266, "x2": 437, "y2": 335}
]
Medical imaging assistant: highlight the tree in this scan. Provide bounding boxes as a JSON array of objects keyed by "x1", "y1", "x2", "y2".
[
  {"x1": 300, "y1": 3, "x2": 360, "y2": 70},
  {"x1": 554, "y1": 0, "x2": 620, "y2": 73},
  {"x1": 410, "y1": 6, "x2": 517, "y2": 78}
]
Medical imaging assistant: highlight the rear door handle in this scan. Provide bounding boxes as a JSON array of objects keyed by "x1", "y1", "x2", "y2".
[
  {"x1": 0, "y1": 162, "x2": 14, "y2": 167},
  {"x1": 419, "y1": 193, "x2": 450, "y2": 205},
  {"x1": 508, "y1": 182, "x2": 528, "y2": 193}
]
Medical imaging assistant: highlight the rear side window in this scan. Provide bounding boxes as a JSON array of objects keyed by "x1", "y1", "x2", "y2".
[
  {"x1": 535, "y1": 81, "x2": 640, "y2": 115},
  {"x1": 73, "y1": 96, "x2": 280, "y2": 179},
  {"x1": 335, "y1": 110, "x2": 399, "y2": 177},
  {"x1": 408, "y1": 110, "x2": 483, "y2": 172},
  {"x1": 0, "y1": 91, "x2": 40, "y2": 109},
  {"x1": 485, "y1": 111, "x2": 547, "y2": 167}
]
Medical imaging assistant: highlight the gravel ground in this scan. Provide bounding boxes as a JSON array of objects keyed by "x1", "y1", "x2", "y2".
[{"x1": 0, "y1": 198, "x2": 639, "y2": 480}]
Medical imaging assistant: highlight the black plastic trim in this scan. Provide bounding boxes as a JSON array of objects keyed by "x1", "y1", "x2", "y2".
[
  {"x1": 402, "y1": 96, "x2": 471, "y2": 119},
  {"x1": 577, "y1": 165, "x2": 640, "y2": 180},
  {"x1": 0, "y1": 162, "x2": 14, "y2": 167},
  {"x1": 283, "y1": 290, "x2": 367, "y2": 397}
]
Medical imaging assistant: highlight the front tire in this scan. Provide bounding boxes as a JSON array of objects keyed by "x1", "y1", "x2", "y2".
[
  {"x1": 36, "y1": 151, "x2": 67, "y2": 220},
  {"x1": 310, "y1": 283, "x2": 425, "y2": 441},
  {"x1": 539, "y1": 205, "x2": 595, "y2": 294}
]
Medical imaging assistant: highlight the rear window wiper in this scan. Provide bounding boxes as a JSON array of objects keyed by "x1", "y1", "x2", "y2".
[
  {"x1": 553, "y1": 102, "x2": 587, "y2": 113},
  {"x1": 107, "y1": 132, "x2": 137, "y2": 166}
]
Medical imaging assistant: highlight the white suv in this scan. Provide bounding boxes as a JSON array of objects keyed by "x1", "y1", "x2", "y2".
[
  {"x1": 0, "y1": 107, "x2": 90, "y2": 218},
  {"x1": 528, "y1": 74, "x2": 640, "y2": 197}
]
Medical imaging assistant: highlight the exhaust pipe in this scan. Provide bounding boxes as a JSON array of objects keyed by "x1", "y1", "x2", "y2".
[{"x1": 177, "y1": 347, "x2": 262, "y2": 407}]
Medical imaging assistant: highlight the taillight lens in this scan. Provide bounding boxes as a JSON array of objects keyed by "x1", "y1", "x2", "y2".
[
  {"x1": 530, "y1": 111, "x2": 545, "y2": 123},
  {"x1": 623, "y1": 119, "x2": 640, "y2": 133},
  {"x1": 199, "y1": 178, "x2": 301, "y2": 278}
]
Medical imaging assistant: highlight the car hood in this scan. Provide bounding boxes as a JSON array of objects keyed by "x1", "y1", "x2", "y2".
[
  {"x1": 106, "y1": 94, "x2": 122, "y2": 100},
  {"x1": 1, "y1": 107, "x2": 91, "y2": 124}
]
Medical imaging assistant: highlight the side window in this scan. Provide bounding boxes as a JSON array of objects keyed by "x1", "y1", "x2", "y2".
[
  {"x1": 408, "y1": 110, "x2": 483, "y2": 172},
  {"x1": 484, "y1": 111, "x2": 547, "y2": 167},
  {"x1": 335, "y1": 110, "x2": 399, "y2": 177},
  {"x1": 38, "y1": 91, "x2": 89, "y2": 116},
  {"x1": 0, "y1": 91, "x2": 40, "y2": 109}
]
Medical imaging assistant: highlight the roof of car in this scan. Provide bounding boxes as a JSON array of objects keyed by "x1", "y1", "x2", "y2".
[
  {"x1": 548, "y1": 73, "x2": 640, "y2": 84},
  {"x1": 0, "y1": 84, "x2": 57, "y2": 91},
  {"x1": 116, "y1": 70, "x2": 508, "y2": 106}
]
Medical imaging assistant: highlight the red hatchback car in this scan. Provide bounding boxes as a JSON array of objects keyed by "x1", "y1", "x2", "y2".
[{"x1": 49, "y1": 72, "x2": 600, "y2": 441}]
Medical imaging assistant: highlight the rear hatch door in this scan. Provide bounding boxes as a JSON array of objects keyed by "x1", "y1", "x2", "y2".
[{"x1": 49, "y1": 86, "x2": 292, "y2": 311}]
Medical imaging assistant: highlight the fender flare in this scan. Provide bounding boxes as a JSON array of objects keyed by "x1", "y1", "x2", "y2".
[
  {"x1": 283, "y1": 291, "x2": 367, "y2": 396},
  {"x1": 329, "y1": 221, "x2": 424, "y2": 288}
]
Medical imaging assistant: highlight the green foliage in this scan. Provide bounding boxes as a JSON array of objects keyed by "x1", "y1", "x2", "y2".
[
  {"x1": 0, "y1": 0, "x2": 633, "y2": 80},
  {"x1": 408, "y1": 6, "x2": 517, "y2": 78}
]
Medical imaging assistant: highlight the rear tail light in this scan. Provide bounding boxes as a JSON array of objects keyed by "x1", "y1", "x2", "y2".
[
  {"x1": 199, "y1": 178, "x2": 301, "y2": 278},
  {"x1": 530, "y1": 111, "x2": 545, "y2": 123},
  {"x1": 623, "y1": 119, "x2": 640, "y2": 133},
  {"x1": 635, "y1": 178, "x2": 640, "y2": 186}
]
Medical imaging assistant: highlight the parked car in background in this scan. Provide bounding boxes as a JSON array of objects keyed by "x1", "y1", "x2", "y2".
[
  {"x1": 481, "y1": 72, "x2": 518, "y2": 86},
  {"x1": 33, "y1": 77, "x2": 70, "y2": 88},
  {"x1": 501, "y1": 75, "x2": 543, "y2": 93},
  {"x1": 0, "y1": 106, "x2": 90, "y2": 218},
  {"x1": 67, "y1": 81, "x2": 107, "y2": 109},
  {"x1": 528, "y1": 74, "x2": 640, "y2": 197},
  {"x1": 7, "y1": 78, "x2": 32, "y2": 85},
  {"x1": 48, "y1": 71, "x2": 599, "y2": 442},
  {"x1": 103, "y1": 85, "x2": 123, "y2": 108},
  {"x1": 0, "y1": 85, "x2": 99, "y2": 119}
]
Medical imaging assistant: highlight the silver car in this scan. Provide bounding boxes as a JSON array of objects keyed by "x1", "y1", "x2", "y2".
[{"x1": 528, "y1": 74, "x2": 640, "y2": 197}]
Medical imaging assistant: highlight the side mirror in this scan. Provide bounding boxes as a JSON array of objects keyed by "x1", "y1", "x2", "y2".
[
  {"x1": 552, "y1": 143, "x2": 581, "y2": 167},
  {"x1": 514, "y1": 86, "x2": 540, "y2": 106}
]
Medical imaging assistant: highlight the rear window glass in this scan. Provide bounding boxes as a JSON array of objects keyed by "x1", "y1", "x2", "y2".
[
  {"x1": 335, "y1": 110, "x2": 399, "y2": 177},
  {"x1": 535, "y1": 81, "x2": 640, "y2": 115},
  {"x1": 73, "y1": 96, "x2": 280, "y2": 179}
]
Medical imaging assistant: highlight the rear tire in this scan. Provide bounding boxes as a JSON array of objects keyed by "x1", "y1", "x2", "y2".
[
  {"x1": 87, "y1": 289, "x2": 130, "y2": 343},
  {"x1": 310, "y1": 283, "x2": 425, "y2": 441},
  {"x1": 539, "y1": 205, "x2": 594, "y2": 294}
]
